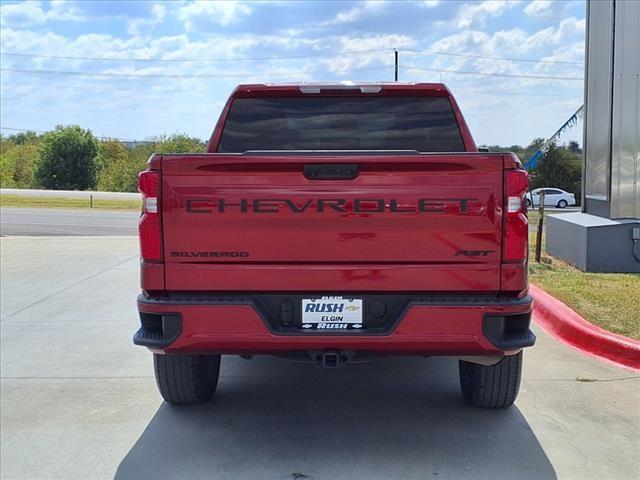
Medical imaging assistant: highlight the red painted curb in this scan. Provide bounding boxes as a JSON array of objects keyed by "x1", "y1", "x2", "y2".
[{"x1": 531, "y1": 284, "x2": 640, "y2": 371}]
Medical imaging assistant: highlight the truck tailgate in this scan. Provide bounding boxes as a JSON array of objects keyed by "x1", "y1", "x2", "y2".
[{"x1": 160, "y1": 153, "x2": 504, "y2": 291}]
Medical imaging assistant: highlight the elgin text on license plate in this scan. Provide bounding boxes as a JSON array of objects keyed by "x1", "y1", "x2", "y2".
[{"x1": 301, "y1": 297, "x2": 363, "y2": 330}]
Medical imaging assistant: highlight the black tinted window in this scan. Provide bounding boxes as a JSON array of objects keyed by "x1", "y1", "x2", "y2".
[{"x1": 218, "y1": 96, "x2": 465, "y2": 153}]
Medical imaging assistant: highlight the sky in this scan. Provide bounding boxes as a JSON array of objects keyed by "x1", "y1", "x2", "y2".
[{"x1": 0, "y1": 0, "x2": 586, "y2": 147}]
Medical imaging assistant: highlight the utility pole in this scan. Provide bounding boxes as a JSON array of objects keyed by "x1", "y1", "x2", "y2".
[{"x1": 394, "y1": 49, "x2": 398, "y2": 81}]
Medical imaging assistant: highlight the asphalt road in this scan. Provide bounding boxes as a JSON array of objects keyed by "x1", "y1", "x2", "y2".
[
  {"x1": 0, "y1": 207, "x2": 139, "y2": 236},
  {"x1": 1, "y1": 236, "x2": 638, "y2": 480}
]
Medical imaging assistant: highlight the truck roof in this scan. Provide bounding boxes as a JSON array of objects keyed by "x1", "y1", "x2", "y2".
[{"x1": 232, "y1": 82, "x2": 452, "y2": 96}]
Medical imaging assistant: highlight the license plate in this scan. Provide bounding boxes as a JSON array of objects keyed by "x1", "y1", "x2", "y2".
[{"x1": 301, "y1": 297, "x2": 363, "y2": 330}]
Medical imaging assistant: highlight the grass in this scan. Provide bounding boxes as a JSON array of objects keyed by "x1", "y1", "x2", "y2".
[
  {"x1": 0, "y1": 194, "x2": 141, "y2": 210},
  {"x1": 529, "y1": 232, "x2": 640, "y2": 340},
  {"x1": 527, "y1": 209, "x2": 562, "y2": 226}
]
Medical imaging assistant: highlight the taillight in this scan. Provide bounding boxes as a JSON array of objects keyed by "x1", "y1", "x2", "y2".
[
  {"x1": 503, "y1": 169, "x2": 529, "y2": 262},
  {"x1": 138, "y1": 170, "x2": 162, "y2": 262}
]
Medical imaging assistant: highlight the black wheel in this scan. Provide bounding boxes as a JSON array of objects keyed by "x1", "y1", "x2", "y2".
[
  {"x1": 153, "y1": 354, "x2": 221, "y2": 405},
  {"x1": 459, "y1": 352, "x2": 522, "y2": 408},
  {"x1": 525, "y1": 198, "x2": 532, "y2": 207},
  {"x1": 557, "y1": 199, "x2": 568, "y2": 208}
]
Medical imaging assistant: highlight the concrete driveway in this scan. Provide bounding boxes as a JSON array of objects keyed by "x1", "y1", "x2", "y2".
[{"x1": 1, "y1": 236, "x2": 638, "y2": 480}]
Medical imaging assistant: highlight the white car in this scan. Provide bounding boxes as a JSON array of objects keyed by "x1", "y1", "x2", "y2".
[{"x1": 526, "y1": 188, "x2": 576, "y2": 208}]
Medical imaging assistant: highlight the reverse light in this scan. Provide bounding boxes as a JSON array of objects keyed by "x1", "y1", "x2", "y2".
[
  {"x1": 138, "y1": 170, "x2": 162, "y2": 262},
  {"x1": 144, "y1": 197, "x2": 158, "y2": 213},
  {"x1": 507, "y1": 196, "x2": 522, "y2": 213},
  {"x1": 503, "y1": 169, "x2": 529, "y2": 262}
]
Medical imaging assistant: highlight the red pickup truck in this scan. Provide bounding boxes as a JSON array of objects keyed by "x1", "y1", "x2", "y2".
[{"x1": 134, "y1": 82, "x2": 534, "y2": 408}]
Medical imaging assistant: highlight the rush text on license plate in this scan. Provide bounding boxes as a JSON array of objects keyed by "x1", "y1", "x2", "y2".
[{"x1": 301, "y1": 297, "x2": 363, "y2": 330}]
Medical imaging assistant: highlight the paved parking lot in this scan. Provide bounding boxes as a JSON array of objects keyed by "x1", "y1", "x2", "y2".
[
  {"x1": 1, "y1": 236, "x2": 639, "y2": 480},
  {"x1": 0, "y1": 207, "x2": 139, "y2": 236}
]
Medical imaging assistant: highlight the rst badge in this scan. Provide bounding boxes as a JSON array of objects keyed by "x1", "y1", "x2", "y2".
[{"x1": 301, "y1": 297, "x2": 363, "y2": 330}]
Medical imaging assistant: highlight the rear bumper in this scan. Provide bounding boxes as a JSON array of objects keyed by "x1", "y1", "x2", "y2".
[{"x1": 135, "y1": 293, "x2": 534, "y2": 356}]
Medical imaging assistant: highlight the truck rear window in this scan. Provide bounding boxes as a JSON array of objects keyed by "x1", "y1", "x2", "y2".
[{"x1": 218, "y1": 96, "x2": 465, "y2": 153}]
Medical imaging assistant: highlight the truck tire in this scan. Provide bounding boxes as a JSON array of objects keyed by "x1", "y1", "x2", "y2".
[
  {"x1": 153, "y1": 354, "x2": 221, "y2": 405},
  {"x1": 458, "y1": 352, "x2": 522, "y2": 408}
]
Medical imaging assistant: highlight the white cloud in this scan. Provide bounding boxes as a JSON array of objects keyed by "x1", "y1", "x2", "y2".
[
  {"x1": 0, "y1": 0, "x2": 164, "y2": 28},
  {"x1": 422, "y1": 1, "x2": 440, "y2": 7},
  {"x1": 0, "y1": 27, "x2": 319, "y2": 75},
  {"x1": 321, "y1": 34, "x2": 416, "y2": 75},
  {"x1": 0, "y1": 1, "x2": 47, "y2": 27},
  {"x1": 523, "y1": 0, "x2": 582, "y2": 18},
  {"x1": 538, "y1": 42, "x2": 584, "y2": 65},
  {"x1": 416, "y1": 16, "x2": 584, "y2": 97},
  {"x1": 335, "y1": 33, "x2": 416, "y2": 52},
  {"x1": 456, "y1": 0, "x2": 519, "y2": 29},
  {"x1": 524, "y1": 0, "x2": 554, "y2": 16},
  {"x1": 521, "y1": 17, "x2": 585, "y2": 49},
  {"x1": 431, "y1": 16, "x2": 584, "y2": 59},
  {"x1": 177, "y1": 1, "x2": 253, "y2": 30},
  {"x1": 127, "y1": 4, "x2": 165, "y2": 36},
  {"x1": 47, "y1": 0, "x2": 86, "y2": 21},
  {"x1": 330, "y1": 1, "x2": 386, "y2": 25}
]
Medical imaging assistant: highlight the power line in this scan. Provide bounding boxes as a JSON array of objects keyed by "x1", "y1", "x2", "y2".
[
  {"x1": 454, "y1": 89, "x2": 581, "y2": 98},
  {"x1": 0, "y1": 48, "x2": 390, "y2": 63},
  {"x1": 0, "y1": 65, "x2": 583, "y2": 81},
  {"x1": 405, "y1": 65, "x2": 582, "y2": 81},
  {"x1": 1, "y1": 48, "x2": 583, "y2": 66},
  {"x1": 0, "y1": 82, "x2": 207, "y2": 94},
  {"x1": 1, "y1": 127, "x2": 48, "y2": 133},
  {"x1": 404, "y1": 48, "x2": 583, "y2": 66},
  {"x1": 0, "y1": 82, "x2": 581, "y2": 97},
  {"x1": 0, "y1": 126, "x2": 149, "y2": 143},
  {"x1": 0, "y1": 67, "x2": 341, "y2": 79}
]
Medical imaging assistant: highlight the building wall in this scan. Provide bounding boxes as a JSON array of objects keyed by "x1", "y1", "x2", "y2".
[
  {"x1": 583, "y1": 0, "x2": 640, "y2": 220},
  {"x1": 610, "y1": 0, "x2": 640, "y2": 219},
  {"x1": 583, "y1": 0, "x2": 614, "y2": 207}
]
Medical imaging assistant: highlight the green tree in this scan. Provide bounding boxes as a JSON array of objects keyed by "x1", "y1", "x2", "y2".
[
  {"x1": 150, "y1": 133, "x2": 205, "y2": 154},
  {"x1": 531, "y1": 142, "x2": 582, "y2": 201},
  {"x1": 523, "y1": 137, "x2": 546, "y2": 163},
  {"x1": 0, "y1": 131, "x2": 40, "y2": 188},
  {"x1": 13, "y1": 131, "x2": 39, "y2": 145},
  {"x1": 96, "y1": 140, "x2": 134, "y2": 192},
  {"x1": 0, "y1": 135, "x2": 15, "y2": 187},
  {"x1": 35, "y1": 125, "x2": 99, "y2": 190},
  {"x1": 95, "y1": 133, "x2": 205, "y2": 192},
  {"x1": 1, "y1": 143, "x2": 39, "y2": 188},
  {"x1": 96, "y1": 139, "x2": 129, "y2": 173},
  {"x1": 566, "y1": 140, "x2": 582, "y2": 154},
  {"x1": 0, "y1": 155, "x2": 15, "y2": 188}
]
